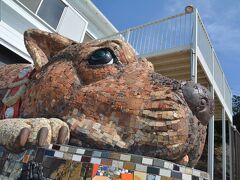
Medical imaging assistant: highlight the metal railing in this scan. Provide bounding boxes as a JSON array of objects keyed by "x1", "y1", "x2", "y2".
[
  {"x1": 196, "y1": 13, "x2": 232, "y2": 114},
  {"x1": 101, "y1": 9, "x2": 232, "y2": 117},
  {"x1": 230, "y1": 125, "x2": 240, "y2": 180},
  {"x1": 101, "y1": 12, "x2": 194, "y2": 56}
]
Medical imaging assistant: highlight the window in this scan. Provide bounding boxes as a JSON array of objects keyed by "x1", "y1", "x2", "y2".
[
  {"x1": 16, "y1": 0, "x2": 66, "y2": 29},
  {"x1": 83, "y1": 33, "x2": 94, "y2": 42},
  {"x1": 18, "y1": 0, "x2": 41, "y2": 13},
  {"x1": 37, "y1": 0, "x2": 66, "y2": 29}
]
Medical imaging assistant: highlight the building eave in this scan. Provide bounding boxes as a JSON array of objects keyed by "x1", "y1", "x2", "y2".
[{"x1": 66, "y1": 0, "x2": 118, "y2": 38}]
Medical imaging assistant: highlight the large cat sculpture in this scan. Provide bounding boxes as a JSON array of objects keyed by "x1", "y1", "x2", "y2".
[{"x1": 0, "y1": 29, "x2": 214, "y2": 167}]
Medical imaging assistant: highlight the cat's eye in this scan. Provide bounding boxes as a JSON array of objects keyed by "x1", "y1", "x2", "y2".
[{"x1": 88, "y1": 48, "x2": 114, "y2": 65}]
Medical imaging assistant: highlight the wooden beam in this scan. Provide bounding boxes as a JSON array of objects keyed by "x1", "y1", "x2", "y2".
[{"x1": 151, "y1": 59, "x2": 189, "y2": 68}]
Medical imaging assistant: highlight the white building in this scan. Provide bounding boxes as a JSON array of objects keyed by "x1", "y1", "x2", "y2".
[
  {"x1": 0, "y1": 0, "x2": 117, "y2": 64},
  {"x1": 0, "y1": 1, "x2": 234, "y2": 179}
]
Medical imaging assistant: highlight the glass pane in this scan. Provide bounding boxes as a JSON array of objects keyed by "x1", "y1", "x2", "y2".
[
  {"x1": 18, "y1": 0, "x2": 41, "y2": 13},
  {"x1": 37, "y1": 0, "x2": 65, "y2": 29},
  {"x1": 83, "y1": 33, "x2": 94, "y2": 42}
]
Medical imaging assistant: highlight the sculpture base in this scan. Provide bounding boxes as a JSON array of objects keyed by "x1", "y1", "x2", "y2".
[{"x1": 0, "y1": 144, "x2": 209, "y2": 179}]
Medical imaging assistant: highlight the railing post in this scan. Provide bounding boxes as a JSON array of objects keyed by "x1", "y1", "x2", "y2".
[
  {"x1": 229, "y1": 122, "x2": 233, "y2": 180},
  {"x1": 191, "y1": 7, "x2": 198, "y2": 82},
  {"x1": 208, "y1": 86, "x2": 214, "y2": 180},
  {"x1": 222, "y1": 108, "x2": 226, "y2": 180},
  {"x1": 0, "y1": 0, "x2": 2, "y2": 21},
  {"x1": 222, "y1": 73, "x2": 226, "y2": 180},
  {"x1": 126, "y1": 29, "x2": 131, "y2": 43}
]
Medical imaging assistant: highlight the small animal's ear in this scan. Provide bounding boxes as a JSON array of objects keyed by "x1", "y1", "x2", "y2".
[{"x1": 24, "y1": 29, "x2": 75, "y2": 71}]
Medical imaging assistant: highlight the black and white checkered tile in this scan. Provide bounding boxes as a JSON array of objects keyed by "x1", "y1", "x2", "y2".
[
  {"x1": 0, "y1": 144, "x2": 209, "y2": 180},
  {"x1": 35, "y1": 144, "x2": 209, "y2": 180}
]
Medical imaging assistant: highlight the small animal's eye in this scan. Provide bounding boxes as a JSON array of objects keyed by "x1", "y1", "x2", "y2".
[
  {"x1": 88, "y1": 48, "x2": 114, "y2": 65},
  {"x1": 200, "y1": 98, "x2": 207, "y2": 106}
]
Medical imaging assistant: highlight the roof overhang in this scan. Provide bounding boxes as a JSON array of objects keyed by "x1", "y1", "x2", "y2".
[{"x1": 66, "y1": 0, "x2": 118, "y2": 38}]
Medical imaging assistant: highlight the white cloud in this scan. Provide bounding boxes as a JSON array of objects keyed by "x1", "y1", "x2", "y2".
[
  {"x1": 165, "y1": 0, "x2": 240, "y2": 91},
  {"x1": 196, "y1": 0, "x2": 240, "y2": 54},
  {"x1": 164, "y1": 0, "x2": 240, "y2": 55},
  {"x1": 196, "y1": 0, "x2": 240, "y2": 92},
  {"x1": 207, "y1": 23, "x2": 240, "y2": 55}
]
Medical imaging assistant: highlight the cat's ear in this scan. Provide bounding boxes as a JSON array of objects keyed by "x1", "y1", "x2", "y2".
[{"x1": 24, "y1": 29, "x2": 75, "y2": 71}]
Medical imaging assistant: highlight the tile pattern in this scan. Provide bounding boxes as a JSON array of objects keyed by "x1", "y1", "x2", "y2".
[
  {"x1": 0, "y1": 144, "x2": 209, "y2": 179},
  {"x1": 0, "y1": 146, "x2": 35, "y2": 179}
]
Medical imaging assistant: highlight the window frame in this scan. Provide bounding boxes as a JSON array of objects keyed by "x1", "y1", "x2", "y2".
[
  {"x1": 15, "y1": 0, "x2": 67, "y2": 30},
  {"x1": 36, "y1": 0, "x2": 66, "y2": 29},
  {"x1": 17, "y1": 0, "x2": 42, "y2": 13}
]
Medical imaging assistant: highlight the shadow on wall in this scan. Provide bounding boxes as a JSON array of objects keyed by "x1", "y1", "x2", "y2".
[{"x1": 0, "y1": 45, "x2": 30, "y2": 65}]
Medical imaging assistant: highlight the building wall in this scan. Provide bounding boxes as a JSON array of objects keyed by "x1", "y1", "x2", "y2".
[{"x1": 0, "y1": 0, "x2": 117, "y2": 64}]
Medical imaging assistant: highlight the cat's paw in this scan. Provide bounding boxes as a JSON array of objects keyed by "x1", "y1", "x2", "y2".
[{"x1": 0, "y1": 118, "x2": 69, "y2": 152}]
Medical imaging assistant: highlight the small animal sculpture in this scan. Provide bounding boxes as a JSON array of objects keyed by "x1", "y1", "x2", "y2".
[{"x1": 0, "y1": 29, "x2": 214, "y2": 167}]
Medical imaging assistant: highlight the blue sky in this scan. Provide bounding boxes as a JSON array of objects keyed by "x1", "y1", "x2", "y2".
[{"x1": 92, "y1": 0, "x2": 240, "y2": 96}]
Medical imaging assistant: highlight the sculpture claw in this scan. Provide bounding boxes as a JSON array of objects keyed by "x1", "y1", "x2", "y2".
[
  {"x1": 16, "y1": 127, "x2": 31, "y2": 147},
  {"x1": 0, "y1": 118, "x2": 70, "y2": 152},
  {"x1": 178, "y1": 155, "x2": 189, "y2": 166},
  {"x1": 57, "y1": 126, "x2": 69, "y2": 144},
  {"x1": 37, "y1": 127, "x2": 49, "y2": 146}
]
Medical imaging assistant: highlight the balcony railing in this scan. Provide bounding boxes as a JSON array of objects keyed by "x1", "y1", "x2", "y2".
[
  {"x1": 101, "y1": 9, "x2": 232, "y2": 117},
  {"x1": 102, "y1": 12, "x2": 193, "y2": 56},
  {"x1": 196, "y1": 12, "x2": 232, "y2": 114}
]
